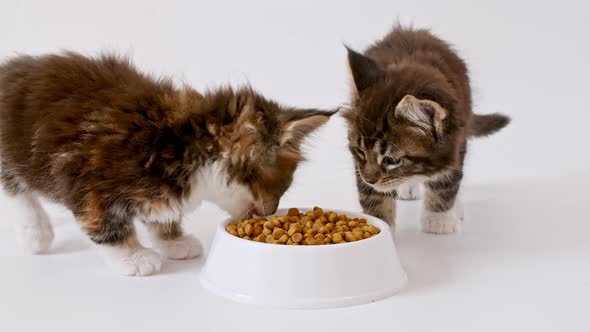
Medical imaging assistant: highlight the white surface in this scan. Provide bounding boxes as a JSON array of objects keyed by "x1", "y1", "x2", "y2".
[
  {"x1": 0, "y1": 183, "x2": 589, "y2": 332},
  {"x1": 0, "y1": 0, "x2": 589, "y2": 331},
  {"x1": 201, "y1": 209, "x2": 405, "y2": 308}
]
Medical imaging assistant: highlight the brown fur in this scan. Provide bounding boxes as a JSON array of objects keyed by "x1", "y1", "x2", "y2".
[
  {"x1": 344, "y1": 26, "x2": 509, "y2": 229},
  {"x1": 0, "y1": 52, "x2": 334, "y2": 247}
]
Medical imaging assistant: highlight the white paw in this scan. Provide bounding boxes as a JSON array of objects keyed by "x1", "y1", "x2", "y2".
[
  {"x1": 397, "y1": 182, "x2": 423, "y2": 200},
  {"x1": 156, "y1": 235, "x2": 202, "y2": 260},
  {"x1": 107, "y1": 248, "x2": 163, "y2": 276},
  {"x1": 14, "y1": 221, "x2": 54, "y2": 254},
  {"x1": 421, "y1": 209, "x2": 462, "y2": 234}
]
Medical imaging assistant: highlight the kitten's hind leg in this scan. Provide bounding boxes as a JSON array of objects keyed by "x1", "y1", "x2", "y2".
[
  {"x1": 1, "y1": 170, "x2": 54, "y2": 254},
  {"x1": 144, "y1": 221, "x2": 202, "y2": 260},
  {"x1": 76, "y1": 196, "x2": 162, "y2": 276},
  {"x1": 11, "y1": 192, "x2": 54, "y2": 254},
  {"x1": 421, "y1": 170, "x2": 463, "y2": 234}
]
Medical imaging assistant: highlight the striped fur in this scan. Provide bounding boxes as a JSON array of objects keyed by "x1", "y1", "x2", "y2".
[
  {"x1": 356, "y1": 173, "x2": 396, "y2": 227},
  {"x1": 344, "y1": 26, "x2": 508, "y2": 233}
]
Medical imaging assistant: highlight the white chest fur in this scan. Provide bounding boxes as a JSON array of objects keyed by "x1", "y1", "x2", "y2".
[{"x1": 137, "y1": 161, "x2": 254, "y2": 224}]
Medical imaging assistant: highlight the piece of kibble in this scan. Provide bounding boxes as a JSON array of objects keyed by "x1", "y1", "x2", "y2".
[
  {"x1": 252, "y1": 224, "x2": 262, "y2": 237},
  {"x1": 312, "y1": 221, "x2": 322, "y2": 231},
  {"x1": 313, "y1": 208, "x2": 324, "y2": 218},
  {"x1": 277, "y1": 234, "x2": 289, "y2": 244},
  {"x1": 265, "y1": 235, "x2": 274, "y2": 243},
  {"x1": 291, "y1": 232, "x2": 303, "y2": 243},
  {"x1": 304, "y1": 237, "x2": 322, "y2": 245},
  {"x1": 273, "y1": 227, "x2": 286, "y2": 240},
  {"x1": 353, "y1": 227, "x2": 364, "y2": 238},
  {"x1": 226, "y1": 208, "x2": 380, "y2": 245},
  {"x1": 328, "y1": 212, "x2": 338, "y2": 223},
  {"x1": 368, "y1": 225, "x2": 380, "y2": 235},
  {"x1": 292, "y1": 232, "x2": 303, "y2": 243},
  {"x1": 244, "y1": 224, "x2": 253, "y2": 236},
  {"x1": 287, "y1": 225, "x2": 296, "y2": 237},
  {"x1": 272, "y1": 219, "x2": 281, "y2": 228},
  {"x1": 344, "y1": 231, "x2": 356, "y2": 242},
  {"x1": 226, "y1": 225, "x2": 238, "y2": 236}
]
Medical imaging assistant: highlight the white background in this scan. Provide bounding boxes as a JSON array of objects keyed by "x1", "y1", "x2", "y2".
[{"x1": 0, "y1": 1, "x2": 588, "y2": 331}]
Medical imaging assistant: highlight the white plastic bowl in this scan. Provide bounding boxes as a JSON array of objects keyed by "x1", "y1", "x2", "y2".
[{"x1": 200, "y1": 208, "x2": 407, "y2": 309}]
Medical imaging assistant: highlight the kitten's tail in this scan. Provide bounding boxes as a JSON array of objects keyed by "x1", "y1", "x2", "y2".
[{"x1": 468, "y1": 113, "x2": 510, "y2": 137}]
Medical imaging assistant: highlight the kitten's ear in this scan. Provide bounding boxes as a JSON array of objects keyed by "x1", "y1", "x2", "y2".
[
  {"x1": 346, "y1": 46, "x2": 384, "y2": 92},
  {"x1": 279, "y1": 109, "x2": 337, "y2": 150},
  {"x1": 395, "y1": 95, "x2": 447, "y2": 142}
]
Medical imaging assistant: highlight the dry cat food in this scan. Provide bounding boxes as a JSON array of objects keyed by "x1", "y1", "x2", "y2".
[{"x1": 225, "y1": 207, "x2": 380, "y2": 245}]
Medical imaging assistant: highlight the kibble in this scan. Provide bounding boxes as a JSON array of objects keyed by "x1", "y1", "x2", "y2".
[{"x1": 225, "y1": 207, "x2": 380, "y2": 245}]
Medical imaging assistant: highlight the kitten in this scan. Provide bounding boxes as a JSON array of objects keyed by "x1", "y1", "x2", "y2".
[
  {"x1": 0, "y1": 52, "x2": 334, "y2": 275},
  {"x1": 344, "y1": 26, "x2": 509, "y2": 234}
]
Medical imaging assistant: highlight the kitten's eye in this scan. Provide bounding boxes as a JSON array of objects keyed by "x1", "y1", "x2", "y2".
[
  {"x1": 383, "y1": 156, "x2": 402, "y2": 169},
  {"x1": 353, "y1": 147, "x2": 366, "y2": 160}
]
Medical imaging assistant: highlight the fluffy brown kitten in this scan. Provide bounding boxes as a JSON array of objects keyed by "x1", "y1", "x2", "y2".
[
  {"x1": 0, "y1": 52, "x2": 334, "y2": 275},
  {"x1": 344, "y1": 26, "x2": 509, "y2": 234}
]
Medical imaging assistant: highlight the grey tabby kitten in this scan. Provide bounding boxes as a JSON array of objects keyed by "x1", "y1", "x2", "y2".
[{"x1": 344, "y1": 27, "x2": 509, "y2": 234}]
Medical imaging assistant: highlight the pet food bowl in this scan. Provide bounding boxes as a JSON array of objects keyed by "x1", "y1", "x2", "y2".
[{"x1": 200, "y1": 208, "x2": 407, "y2": 309}]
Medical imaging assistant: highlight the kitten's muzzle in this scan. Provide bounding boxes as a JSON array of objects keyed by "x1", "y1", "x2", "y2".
[
  {"x1": 360, "y1": 171, "x2": 380, "y2": 185},
  {"x1": 253, "y1": 199, "x2": 279, "y2": 216},
  {"x1": 360, "y1": 164, "x2": 381, "y2": 185}
]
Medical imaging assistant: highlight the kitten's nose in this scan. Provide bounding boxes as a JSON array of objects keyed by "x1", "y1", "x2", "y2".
[
  {"x1": 254, "y1": 199, "x2": 279, "y2": 216},
  {"x1": 362, "y1": 169, "x2": 380, "y2": 185}
]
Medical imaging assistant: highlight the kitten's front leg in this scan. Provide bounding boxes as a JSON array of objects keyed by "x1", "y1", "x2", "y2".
[
  {"x1": 421, "y1": 170, "x2": 463, "y2": 234},
  {"x1": 76, "y1": 197, "x2": 162, "y2": 276},
  {"x1": 356, "y1": 174, "x2": 396, "y2": 230},
  {"x1": 397, "y1": 181, "x2": 423, "y2": 201},
  {"x1": 145, "y1": 221, "x2": 202, "y2": 260}
]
